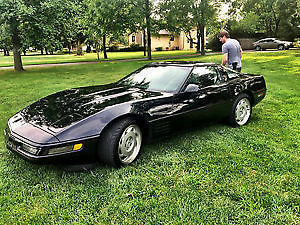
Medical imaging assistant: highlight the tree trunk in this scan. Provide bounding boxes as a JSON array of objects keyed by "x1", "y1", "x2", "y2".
[
  {"x1": 145, "y1": 0, "x2": 152, "y2": 60},
  {"x1": 23, "y1": 50, "x2": 26, "y2": 56},
  {"x1": 96, "y1": 48, "x2": 100, "y2": 61},
  {"x1": 96, "y1": 41, "x2": 100, "y2": 61},
  {"x1": 4, "y1": 48, "x2": 9, "y2": 56},
  {"x1": 196, "y1": 23, "x2": 201, "y2": 54},
  {"x1": 103, "y1": 35, "x2": 107, "y2": 59},
  {"x1": 76, "y1": 40, "x2": 84, "y2": 55},
  {"x1": 41, "y1": 48, "x2": 44, "y2": 55},
  {"x1": 45, "y1": 48, "x2": 48, "y2": 55},
  {"x1": 200, "y1": 25, "x2": 205, "y2": 56},
  {"x1": 143, "y1": 29, "x2": 147, "y2": 57},
  {"x1": 68, "y1": 42, "x2": 71, "y2": 54},
  {"x1": 11, "y1": 24, "x2": 24, "y2": 71}
]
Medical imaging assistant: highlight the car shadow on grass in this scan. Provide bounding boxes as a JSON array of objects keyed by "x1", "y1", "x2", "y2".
[{"x1": 4, "y1": 115, "x2": 261, "y2": 173}]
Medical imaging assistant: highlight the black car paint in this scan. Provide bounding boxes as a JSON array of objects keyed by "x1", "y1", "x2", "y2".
[{"x1": 4, "y1": 62, "x2": 266, "y2": 163}]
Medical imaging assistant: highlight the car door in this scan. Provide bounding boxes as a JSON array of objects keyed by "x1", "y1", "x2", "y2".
[
  {"x1": 260, "y1": 40, "x2": 268, "y2": 49},
  {"x1": 269, "y1": 39, "x2": 277, "y2": 49},
  {"x1": 171, "y1": 66, "x2": 231, "y2": 126}
]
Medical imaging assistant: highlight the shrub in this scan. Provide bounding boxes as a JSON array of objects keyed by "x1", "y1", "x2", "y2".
[
  {"x1": 116, "y1": 44, "x2": 145, "y2": 52},
  {"x1": 108, "y1": 44, "x2": 120, "y2": 52},
  {"x1": 129, "y1": 43, "x2": 144, "y2": 51},
  {"x1": 206, "y1": 35, "x2": 222, "y2": 52},
  {"x1": 155, "y1": 47, "x2": 163, "y2": 51}
]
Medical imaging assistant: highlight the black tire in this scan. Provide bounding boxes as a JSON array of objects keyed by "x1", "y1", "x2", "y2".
[
  {"x1": 229, "y1": 94, "x2": 252, "y2": 127},
  {"x1": 278, "y1": 45, "x2": 285, "y2": 50},
  {"x1": 98, "y1": 118, "x2": 142, "y2": 167},
  {"x1": 255, "y1": 46, "x2": 261, "y2": 51}
]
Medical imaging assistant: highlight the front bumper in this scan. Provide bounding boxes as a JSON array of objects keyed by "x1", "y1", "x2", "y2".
[{"x1": 4, "y1": 127, "x2": 98, "y2": 164}]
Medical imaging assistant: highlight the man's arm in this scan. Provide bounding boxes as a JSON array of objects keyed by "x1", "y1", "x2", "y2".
[{"x1": 222, "y1": 53, "x2": 228, "y2": 66}]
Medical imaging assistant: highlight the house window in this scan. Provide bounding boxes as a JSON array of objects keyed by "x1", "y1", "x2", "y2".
[
  {"x1": 170, "y1": 36, "x2": 174, "y2": 41},
  {"x1": 132, "y1": 36, "x2": 136, "y2": 42}
]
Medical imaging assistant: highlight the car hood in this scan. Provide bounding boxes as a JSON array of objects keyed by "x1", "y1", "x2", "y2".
[{"x1": 20, "y1": 83, "x2": 163, "y2": 133}]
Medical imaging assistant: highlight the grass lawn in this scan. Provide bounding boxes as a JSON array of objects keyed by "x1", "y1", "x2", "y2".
[
  {"x1": 0, "y1": 50, "x2": 198, "y2": 67},
  {"x1": 0, "y1": 50, "x2": 299, "y2": 224}
]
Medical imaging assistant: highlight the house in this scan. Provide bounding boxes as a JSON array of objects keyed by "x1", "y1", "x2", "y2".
[{"x1": 128, "y1": 29, "x2": 206, "y2": 51}]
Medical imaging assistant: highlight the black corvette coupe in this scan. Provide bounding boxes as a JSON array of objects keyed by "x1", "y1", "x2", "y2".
[{"x1": 4, "y1": 62, "x2": 266, "y2": 167}]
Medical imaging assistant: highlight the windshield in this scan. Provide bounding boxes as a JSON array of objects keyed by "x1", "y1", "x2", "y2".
[{"x1": 118, "y1": 66, "x2": 192, "y2": 92}]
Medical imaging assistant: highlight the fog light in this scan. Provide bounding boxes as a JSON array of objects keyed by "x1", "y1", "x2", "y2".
[
  {"x1": 22, "y1": 144, "x2": 39, "y2": 155},
  {"x1": 48, "y1": 145, "x2": 73, "y2": 155},
  {"x1": 47, "y1": 143, "x2": 83, "y2": 155},
  {"x1": 73, "y1": 143, "x2": 83, "y2": 151}
]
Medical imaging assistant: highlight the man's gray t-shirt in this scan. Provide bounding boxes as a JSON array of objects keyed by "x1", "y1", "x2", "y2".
[{"x1": 222, "y1": 39, "x2": 242, "y2": 68}]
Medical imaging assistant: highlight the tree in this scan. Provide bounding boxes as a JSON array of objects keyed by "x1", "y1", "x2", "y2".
[
  {"x1": 85, "y1": 0, "x2": 137, "y2": 59},
  {"x1": 159, "y1": 0, "x2": 218, "y2": 55},
  {"x1": 126, "y1": 0, "x2": 162, "y2": 60},
  {"x1": 23, "y1": 0, "x2": 82, "y2": 55},
  {"x1": 225, "y1": 0, "x2": 300, "y2": 40},
  {"x1": 0, "y1": 23, "x2": 12, "y2": 56},
  {"x1": 0, "y1": 0, "x2": 31, "y2": 71},
  {"x1": 228, "y1": 12, "x2": 260, "y2": 38},
  {"x1": 0, "y1": 0, "x2": 84, "y2": 71},
  {"x1": 145, "y1": 0, "x2": 152, "y2": 60}
]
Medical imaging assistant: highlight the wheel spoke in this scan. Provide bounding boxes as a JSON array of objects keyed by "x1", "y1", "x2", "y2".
[
  {"x1": 118, "y1": 124, "x2": 142, "y2": 164},
  {"x1": 235, "y1": 97, "x2": 251, "y2": 126}
]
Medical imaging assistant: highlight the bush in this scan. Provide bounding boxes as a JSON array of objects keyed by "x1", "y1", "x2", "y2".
[
  {"x1": 129, "y1": 43, "x2": 144, "y2": 51},
  {"x1": 155, "y1": 47, "x2": 163, "y2": 51},
  {"x1": 108, "y1": 44, "x2": 120, "y2": 52},
  {"x1": 114, "y1": 43, "x2": 145, "y2": 52},
  {"x1": 206, "y1": 35, "x2": 222, "y2": 52}
]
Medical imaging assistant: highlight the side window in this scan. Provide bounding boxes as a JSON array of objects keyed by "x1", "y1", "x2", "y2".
[
  {"x1": 226, "y1": 69, "x2": 240, "y2": 79},
  {"x1": 188, "y1": 66, "x2": 221, "y2": 88},
  {"x1": 218, "y1": 66, "x2": 240, "y2": 80}
]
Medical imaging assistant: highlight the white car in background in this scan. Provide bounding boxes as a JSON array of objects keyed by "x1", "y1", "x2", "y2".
[{"x1": 253, "y1": 38, "x2": 293, "y2": 51}]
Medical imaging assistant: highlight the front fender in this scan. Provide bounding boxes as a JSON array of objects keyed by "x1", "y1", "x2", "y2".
[{"x1": 55, "y1": 103, "x2": 135, "y2": 142}]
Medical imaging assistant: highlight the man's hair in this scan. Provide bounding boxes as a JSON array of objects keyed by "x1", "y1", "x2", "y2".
[{"x1": 218, "y1": 30, "x2": 230, "y2": 38}]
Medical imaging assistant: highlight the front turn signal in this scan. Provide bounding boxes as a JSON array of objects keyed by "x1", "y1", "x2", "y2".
[{"x1": 73, "y1": 143, "x2": 83, "y2": 151}]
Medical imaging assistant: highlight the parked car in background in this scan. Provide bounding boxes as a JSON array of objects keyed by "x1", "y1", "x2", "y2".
[
  {"x1": 4, "y1": 62, "x2": 266, "y2": 167},
  {"x1": 253, "y1": 38, "x2": 293, "y2": 51}
]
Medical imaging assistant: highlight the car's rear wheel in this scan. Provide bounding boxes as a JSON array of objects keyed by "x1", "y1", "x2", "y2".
[
  {"x1": 98, "y1": 118, "x2": 142, "y2": 167},
  {"x1": 255, "y1": 46, "x2": 261, "y2": 51},
  {"x1": 278, "y1": 45, "x2": 285, "y2": 50},
  {"x1": 230, "y1": 94, "x2": 252, "y2": 127}
]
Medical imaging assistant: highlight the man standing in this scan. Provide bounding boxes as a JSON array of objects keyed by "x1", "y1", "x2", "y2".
[{"x1": 218, "y1": 31, "x2": 243, "y2": 72}]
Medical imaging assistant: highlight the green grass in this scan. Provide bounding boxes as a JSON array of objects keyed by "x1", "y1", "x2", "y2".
[
  {"x1": 0, "y1": 50, "x2": 198, "y2": 67},
  {"x1": 0, "y1": 51, "x2": 299, "y2": 224}
]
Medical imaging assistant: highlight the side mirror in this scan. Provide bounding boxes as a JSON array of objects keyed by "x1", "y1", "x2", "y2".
[{"x1": 184, "y1": 83, "x2": 199, "y2": 93}]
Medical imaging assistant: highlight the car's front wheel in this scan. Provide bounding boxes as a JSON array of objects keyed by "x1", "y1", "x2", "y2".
[
  {"x1": 278, "y1": 45, "x2": 285, "y2": 50},
  {"x1": 230, "y1": 94, "x2": 252, "y2": 127},
  {"x1": 98, "y1": 118, "x2": 142, "y2": 167},
  {"x1": 255, "y1": 46, "x2": 261, "y2": 51}
]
